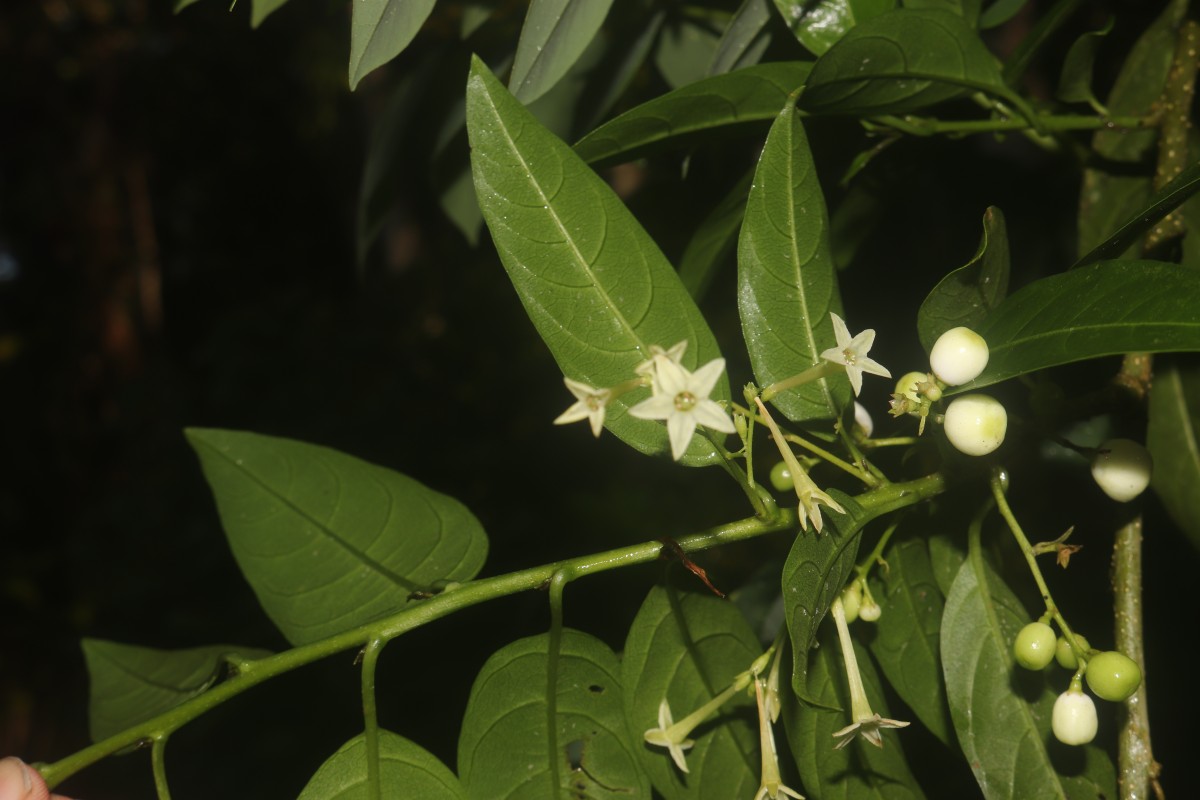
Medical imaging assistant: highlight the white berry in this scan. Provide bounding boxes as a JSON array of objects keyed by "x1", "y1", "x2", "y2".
[
  {"x1": 943, "y1": 394, "x2": 1007, "y2": 456},
  {"x1": 1052, "y1": 690, "x2": 1098, "y2": 745},
  {"x1": 929, "y1": 327, "x2": 989, "y2": 386},
  {"x1": 1090, "y1": 438, "x2": 1153, "y2": 502}
]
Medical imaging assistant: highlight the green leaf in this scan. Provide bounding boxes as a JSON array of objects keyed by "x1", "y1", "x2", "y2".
[
  {"x1": 1001, "y1": 0, "x2": 1079, "y2": 86},
  {"x1": 174, "y1": 0, "x2": 205, "y2": 12},
  {"x1": 576, "y1": 8, "x2": 665, "y2": 135},
  {"x1": 466, "y1": 57, "x2": 729, "y2": 465},
  {"x1": 83, "y1": 639, "x2": 271, "y2": 743},
  {"x1": 510, "y1": 0, "x2": 615, "y2": 104},
  {"x1": 942, "y1": 542, "x2": 1116, "y2": 799},
  {"x1": 1073, "y1": 162, "x2": 1200, "y2": 270},
  {"x1": 298, "y1": 731, "x2": 466, "y2": 799},
  {"x1": 782, "y1": 492, "x2": 868, "y2": 703},
  {"x1": 1055, "y1": 18, "x2": 1112, "y2": 112},
  {"x1": 458, "y1": 629, "x2": 648, "y2": 799},
  {"x1": 679, "y1": 168, "x2": 753, "y2": 302},
  {"x1": 958, "y1": 261, "x2": 1200, "y2": 391},
  {"x1": 622, "y1": 586, "x2": 759, "y2": 799},
  {"x1": 709, "y1": 0, "x2": 775, "y2": 76},
  {"x1": 978, "y1": 0, "x2": 1028, "y2": 29},
  {"x1": 772, "y1": 0, "x2": 896, "y2": 57},
  {"x1": 866, "y1": 537, "x2": 953, "y2": 747},
  {"x1": 573, "y1": 62, "x2": 813, "y2": 167},
  {"x1": 349, "y1": 0, "x2": 437, "y2": 90},
  {"x1": 783, "y1": 633, "x2": 926, "y2": 799},
  {"x1": 738, "y1": 98, "x2": 849, "y2": 422},
  {"x1": 927, "y1": 530, "x2": 965, "y2": 597},
  {"x1": 251, "y1": 0, "x2": 289, "y2": 28},
  {"x1": 186, "y1": 429, "x2": 488, "y2": 646},
  {"x1": 1148, "y1": 359, "x2": 1200, "y2": 552},
  {"x1": 799, "y1": 9, "x2": 1015, "y2": 117},
  {"x1": 902, "y1": 0, "x2": 978, "y2": 27},
  {"x1": 655, "y1": 15, "x2": 722, "y2": 90},
  {"x1": 916, "y1": 206, "x2": 1010, "y2": 352}
]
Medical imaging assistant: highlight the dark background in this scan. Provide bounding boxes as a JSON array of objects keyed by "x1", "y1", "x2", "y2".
[{"x1": 1, "y1": 0, "x2": 1193, "y2": 797}]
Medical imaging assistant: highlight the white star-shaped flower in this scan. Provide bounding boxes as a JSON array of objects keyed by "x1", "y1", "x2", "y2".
[
  {"x1": 635, "y1": 340, "x2": 688, "y2": 388},
  {"x1": 819, "y1": 313, "x2": 891, "y2": 396},
  {"x1": 553, "y1": 377, "x2": 611, "y2": 438},
  {"x1": 628, "y1": 355, "x2": 735, "y2": 460},
  {"x1": 832, "y1": 713, "x2": 911, "y2": 750},
  {"x1": 644, "y1": 699, "x2": 694, "y2": 773}
]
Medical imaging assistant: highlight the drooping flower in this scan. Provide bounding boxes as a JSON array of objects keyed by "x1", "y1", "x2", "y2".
[
  {"x1": 643, "y1": 699, "x2": 695, "y2": 773},
  {"x1": 753, "y1": 397, "x2": 844, "y2": 533},
  {"x1": 819, "y1": 313, "x2": 891, "y2": 396},
  {"x1": 628, "y1": 355, "x2": 736, "y2": 460},
  {"x1": 553, "y1": 377, "x2": 612, "y2": 438},
  {"x1": 829, "y1": 596, "x2": 909, "y2": 749},
  {"x1": 753, "y1": 678, "x2": 805, "y2": 800}
]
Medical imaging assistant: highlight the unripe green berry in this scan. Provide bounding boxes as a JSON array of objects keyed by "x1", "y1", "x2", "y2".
[
  {"x1": 858, "y1": 597, "x2": 881, "y2": 622},
  {"x1": 1090, "y1": 438, "x2": 1153, "y2": 502},
  {"x1": 1013, "y1": 622, "x2": 1057, "y2": 670},
  {"x1": 929, "y1": 327, "x2": 989, "y2": 386},
  {"x1": 769, "y1": 461, "x2": 793, "y2": 492},
  {"x1": 840, "y1": 582, "x2": 862, "y2": 623},
  {"x1": 895, "y1": 371, "x2": 927, "y2": 401},
  {"x1": 1052, "y1": 690, "x2": 1098, "y2": 745},
  {"x1": 1055, "y1": 634, "x2": 1090, "y2": 670},
  {"x1": 944, "y1": 394, "x2": 1007, "y2": 456},
  {"x1": 1085, "y1": 651, "x2": 1142, "y2": 702}
]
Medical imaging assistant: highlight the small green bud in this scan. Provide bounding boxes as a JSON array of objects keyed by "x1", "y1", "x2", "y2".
[
  {"x1": 1085, "y1": 651, "x2": 1142, "y2": 702},
  {"x1": 1055, "y1": 634, "x2": 1090, "y2": 670},
  {"x1": 769, "y1": 461, "x2": 793, "y2": 492},
  {"x1": 1013, "y1": 622, "x2": 1057, "y2": 670}
]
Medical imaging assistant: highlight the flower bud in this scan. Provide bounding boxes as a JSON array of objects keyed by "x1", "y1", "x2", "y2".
[
  {"x1": 853, "y1": 401, "x2": 874, "y2": 437},
  {"x1": 929, "y1": 327, "x2": 989, "y2": 386},
  {"x1": 943, "y1": 394, "x2": 1007, "y2": 456}
]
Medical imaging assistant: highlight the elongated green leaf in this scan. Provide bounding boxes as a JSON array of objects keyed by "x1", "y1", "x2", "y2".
[
  {"x1": 251, "y1": 0, "x2": 289, "y2": 27},
  {"x1": 710, "y1": 0, "x2": 774, "y2": 75},
  {"x1": 467, "y1": 57, "x2": 729, "y2": 465},
  {"x1": 349, "y1": 0, "x2": 437, "y2": 90},
  {"x1": 622, "y1": 586, "x2": 759, "y2": 799},
  {"x1": 799, "y1": 9, "x2": 1014, "y2": 117},
  {"x1": 576, "y1": 8, "x2": 665, "y2": 135},
  {"x1": 1056, "y1": 18, "x2": 1112, "y2": 111},
  {"x1": 1074, "y1": 162, "x2": 1200, "y2": 269},
  {"x1": 573, "y1": 62, "x2": 813, "y2": 167},
  {"x1": 783, "y1": 492, "x2": 868, "y2": 702},
  {"x1": 979, "y1": 0, "x2": 1028, "y2": 29},
  {"x1": 1148, "y1": 359, "x2": 1200, "y2": 552},
  {"x1": 942, "y1": 545, "x2": 1116, "y2": 799},
  {"x1": 186, "y1": 429, "x2": 488, "y2": 646},
  {"x1": 458, "y1": 630, "x2": 647, "y2": 799},
  {"x1": 655, "y1": 16, "x2": 722, "y2": 90},
  {"x1": 953, "y1": 261, "x2": 1200, "y2": 391},
  {"x1": 784, "y1": 633, "x2": 925, "y2": 799},
  {"x1": 739, "y1": 97, "x2": 848, "y2": 421},
  {"x1": 510, "y1": 0, "x2": 615, "y2": 104},
  {"x1": 298, "y1": 731, "x2": 466, "y2": 799},
  {"x1": 927, "y1": 530, "x2": 965, "y2": 597},
  {"x1": 83, "y1": 639, "x2": 270, "y2": 743},
  {"x1": 773, "y1": 0, "x2": 895, "y2": 56},
  {"x1": 866, "y1": 537, "x2": 953, "y2": 747},
  {"x1": 917, "y1": 206, "x2": 1010, "y2": 352},
  {"x1": 680, "y1": 169, "x2": 753, "y2": 301}
]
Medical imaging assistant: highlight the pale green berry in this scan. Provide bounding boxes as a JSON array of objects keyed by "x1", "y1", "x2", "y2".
[
  {"x1": 1090, "y1": 438, "x2": 1153, "y2": 502},
  {"x1": 929, "y1": 327, "x2": 989, "y2": 386},
  {"x1": 1055, "y1": 633, "x2": 1090, "y2": 670},
  {"x1": 1013, "y1": 622, "x2": 1057, "y2": 670},
  {"x1": 769, "y1": 461, "x2": 793, "y2": 492},
  {"x1": 944, "y1": 394, "x2": 1007, "y2": 456},
  {"x1": 1085, "y1": 651, "x2": 1142, "y2": 702},
  {"x1": 895, "y1": 371, "x2": 927, "y2": 401},
  {"x1": 1052, "y1": 690, "x2": 1098, "y2": 745},
  {"x1": 840, "y1": 581, "x2": 862, "y2": 623},
  {"x1": 858, "y1": 597, "x2": 881, "y2": 622}
]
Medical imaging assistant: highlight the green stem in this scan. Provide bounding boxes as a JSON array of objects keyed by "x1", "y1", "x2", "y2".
[
  {"x1": 706, "y1": 430, "x2": 777, "y2": 519},
  {"x1": 988, "y1": 470, "x2": 1084, "y2": 664},
  {"x1": 761, "y1": 362, "x2": 841, "y2": 402},
  {"x1": 856, "y1": 518, "x2": 900, "y2": 580},
  {"x1": 867, "y1": 113, "x2": 1149, "y2": 138},
  {"x1": 731, "y1": 401, "x2": 871, "y2": 485},
  {"x1": 361, "y1": 638, "x2": 384, "y2": 800},
  {"x1": 151, "y1": 738, "x2": 171, "y2": 800}
]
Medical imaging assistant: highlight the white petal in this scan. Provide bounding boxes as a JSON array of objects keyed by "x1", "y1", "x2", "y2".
[
  {"x1": 846, "y1": 366, "x2": 864, "y2": 396},
  {"x1": 667, "y1": 412, "x2": 698, "y2": 460},
  {"x1": 692, "y1": 400, "x2": 736, "y2": 434},
  {"x1": 628, "y1": 394, "x2": 675, "y2": 421},
  {"x1": 658, "y1": 699, "x2": 672, "y2": 730},
  {"x1": 828, "y1": 312, "x2": 852, "y2": 349},
  {"x1": 688, "y1": 358, "x2": 727, "y2": 398},
  {"x1": 847, "y1": 328, "x2": 875, "y2": 356},
  {"x1": 554, "y1": 402, "x2": 591, "y2": 426},
  {"x1": 563, "y1": 376, "x2": 598, "y2": 401},
  {"x1": 587, "y1": 409, "x2": 605, "y2": 438},
  {"x1": 820, "y1": 345, "x2": 846, "y2": 366},
  {"x1": 858, "y1": 355, "x2": 891, "y2": 379},
  {"x1": 654, "y1": 355, "x2": 688, "y2": 396}
]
